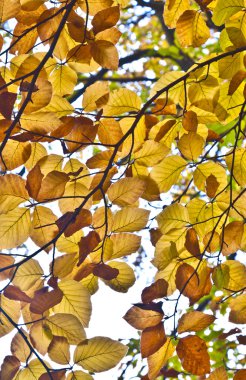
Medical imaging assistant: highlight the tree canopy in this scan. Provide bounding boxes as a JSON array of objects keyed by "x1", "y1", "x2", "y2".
[{"x1": 0, "y1": 0, "x2": 245, "y2": 379}]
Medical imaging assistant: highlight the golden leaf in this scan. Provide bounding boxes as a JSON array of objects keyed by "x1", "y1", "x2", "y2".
[
  {"x1": 45, "y1": 313, "x2": 86, "y2": 345},
  {"x1": 103, "y1": 88, "x2": 141, "y2": 116},
  {"x1": 147, "y1": 338, "x2": 175, "y2": 380},
  {"x1": 0, "y1": 174, "x2": 29, "y2": 214},
  {"x1": 112, "y1": 207, "x2": 150, "y2": 232},
  {"x1": 108, "y1": 177, "x2": 146, "y2": 207},
  {"x1": 176, "y1": 10, "x2": 210, "y2": 47},
  {"x1": 0, "y1": 208, "x2": 31, "y2": 249},
  {"x1": 74, "y1": 337, "x2": 128, "y2": 372},
  {"x1": 48, "y1": 336, "x2": 70, "y2": 365}
]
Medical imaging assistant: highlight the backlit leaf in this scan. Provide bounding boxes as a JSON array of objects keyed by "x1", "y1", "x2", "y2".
[
  {"x1": 176, "y1": 335, "x2": 210, "y2": 375},
  {"x1": 0, "y1": 208, "x2": 31, "y2": 249},
  {"x1": 74, "y1": 337, "x2": 128, "y2": 372},
  {"x1": 45, "y1": 313, "x2": 86, "y2": 345},
  {"x1": 112, "y1": 207, "x2": 150, "y2": 232},
  {"x1": 147, "y1": 338, "x2": 175, "y2": 380}
]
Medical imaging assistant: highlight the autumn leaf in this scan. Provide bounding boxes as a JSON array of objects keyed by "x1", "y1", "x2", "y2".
[
  {"x1": 123, "y1": 302, "x2": 164, "y2": 330},
  {"x1": 177, "y1": 311, "x2": 216, "y2": 333},
  {"x1": 176, "y1": 335, "x2": 210, "y2": 375}
]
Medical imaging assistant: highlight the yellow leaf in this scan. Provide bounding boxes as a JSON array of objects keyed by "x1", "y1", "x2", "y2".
[
  {"x1": 0, "y1": 140, "x2": 31, "y2": 171},
  {"x1": 103, "y1": 88, "x2": 141, "y2": 116},
  {"x1": 112, "y1": 207, "x2": 150, "y2": 232},
  {"x1": 0, "y1": 174, "x2": 29, "y2": 214},
  {"x1": 150, "y1": 71, "x2": 184, "y2": 103},
  {"x1": 52, "y1": 253, "x2": 78, "y2": 279},
  {"x1": 102, "y1": 261, "x2": 135, "y2": 292},
  {"x1": 48, "y1": 336, "x2": 70, "y2": 365},
  {"x1": 44, "y1": 94, "x2": 75, "y2": 116},
  {"x1": 74, "y1": 336, "x2": 128, "y2": 372},
  {"x1": 20, "y1": 112, "x2": 62, "y2": 134},
  {"x1": 164, "y1": 0, "x2": 190, "y2": 28},
  {"x1": 176, "y1": 10, "x2": 210, "y2": 47},
  {"x1": 67, "y1": 371, "x2": 93, "y2": 380},
  {"x1": 229, "y1": 294, "x2": 246, "y2": 324},
  {"x1": 134, "y1": 140, "x2": 169, "y2": 166},
  {"x1": 208, "y1": 366, "x2": 228, "y2": 379},
  {"x1": 25, "y1": 142, "x2": 47, "y2": 171},
  {"x1": 13, "y1": 258, "x2": 43, "y2": 291},
  {"x1": 212, "y1": 0, "x2": 245, "y2": 26},
  {"x1": 29, "y1": 321, "x2": 52, "y2": 356},
  {"x1": 147, "y1": 338, "x2": 175, "y2": 380},
  {"x1": 178, "y1": 311, "x2": 215, "y2": 333},
  {"x1": 23, "y1": 79, "x2": 52, "y2": 114},
  {"x1": 11, "y1": 329, "x2": 31, "y2": 363},
  {"x1": 155, "y1": 260, "x2": 181, "y2": 296},
  {"x1": 223, "y1": 260, "x2": 246, "y2": 291},
  {"x1": 30, "y1": 206, "x2": 58, "y2": 252},
  {"x1": 0, "y1": 295, "x2": 20, "y2": 337},
  {"x1": 59, "y1": 183, "x2": 90, "y2": 214},
  {"x1": 178, "y1": 132, "x2": 205, "y2": 160},
  {"x1": 110, "y1": 233, "x2": 141, "y2": 259},
  {"x1": 108, "y1": 177, "x2": 146, "y2": 207},
  {"x1": 150, "y1": 155, "x2": 187, "y2": 193},
  {"x1": 157, "y1": 203, "x2": 190, "y2": 234},
  {"x1": 226, "y1": 147, "x2": 246, "y2": 186},
  {"x1": 218, "y1": 53, "x2": 244, "y2": 79},
  {"x1": 82, "y1": 81, "x2": 109, "y2": 112},
  {"x1": 50, "y1": 65, "x2": 77, "y2": 97},
  {"x1": 0, "y1": 0, "x2": 21, "y2": 22},
  {"x1": 56, "y1": 231, "x2": 83, "y2": 254},
  {"x1": 152, "y1": 240, "x2": 179, "y2": 271},
  {"x1": 53, "y1": 279, "x2": 92, "y2": 327},
  {"x1": 45, "y1": 313, "x2": 86, "y2": 345},
  {"x1": 0, "y1": 208, "x2": 31, "y2": 249},
  {"x1": 15, "y1": 359, "x2": 49, "y2": 380},
  {"x1": 193, "y1": 162, "x2": 228, "y2": 196}
]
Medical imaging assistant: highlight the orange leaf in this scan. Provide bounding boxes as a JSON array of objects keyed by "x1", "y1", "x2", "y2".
[
  {"x1": 141, "y1": 279, "x2": 168, "y2": 304},
  {"x1": 92, "y1": 6, "x2": 120, "y2": 34},
  {"x1": 206, "y1": 174, "x2": 220, "y2": 198},
  {"x1": 141, "y1": 322, "x2": 166, "y2": 358},
  {"x1": 175, "y1": 263, "x2": 212, "y2": 305},
  {"x1": 234, "y1": 369, "x2": 246, "y2": 380},
  {"x1": 185, "y1": 228, "x2": 201, "y2": 257},
  {"x1": 221, "y1": 221, "x2": 244, "y2": 256},
  {"x1": 90, "y1": 40, "x2": 119, "y2": 70},
  {"x1": 78, "y1": 231, "x2": 101, "y2": 266},
  {"x1": 0, "y1": 255, "x2": 15, "y2": 281},
  {"x1": 176, "y1": 335, "x2": 210, "y2": 375}
]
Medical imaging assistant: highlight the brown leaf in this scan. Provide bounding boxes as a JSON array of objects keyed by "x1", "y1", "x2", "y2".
[
  {"x1": 221, "y1": 221, "x2": 244, "y2": 256},
  {"x1": 141, "y1": 279, "x2": 168, "y2": 303},
  {"x1": 4, "y1": 285, "x2": 32, "y2": 303},
  {"x1": 78, "y1": 231, "x2": 101, "y2": 266},
  {"x1": 228, "y1": 70, "x2": 246, "y2": 95},
  {"x1": 182, "y1": 110, "x2": 198, "y2": 132},
  {"x1": 149, "y1": 228, "x2": 162, "y2": 247},
  {"x1": 141, "y1": 322, "x2": 166, "y2": 358},
  {"x1": 185, "y1": 228, "x2": 201, "y2": 257},
  {"x1": 93, "y1": 263, "x2": 119, "y2": 280},
  {"x1": 0, "y1": 355, "x2": 20, "y2": 380},
  {"x1": 56, "y1": 209, "x2": 92, "y2": 237},
  {"x1": 123, "y1": 302, "x2": 163, "y2": 330},
  {"x1": 30, "y1": 288, "x2": 63, "y2": 314},
  {"x1": 175, "y1": 263, "x2": 212, "y2": 305},
  {"x1": 176, "y1": 335, "x2": 210, "y2": 375},
  {"x1": 206, "y1": 174, "x2": 219, "y2": 198},
  {"x1": 206, "y1": 129, "x2": 223, "y2": 142},
  {"x1": 90, "y1": 40, "x2": 119, "y2": 70},
  {"x1": 203, "y1": 231, "x2": 220, "y2": 253},
  {"x1": 237, "y1": 335, "x2": 246, "y2": 345},
  {"x1": 0, "y1": 92, "x2": 17, "y2": 119}
]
